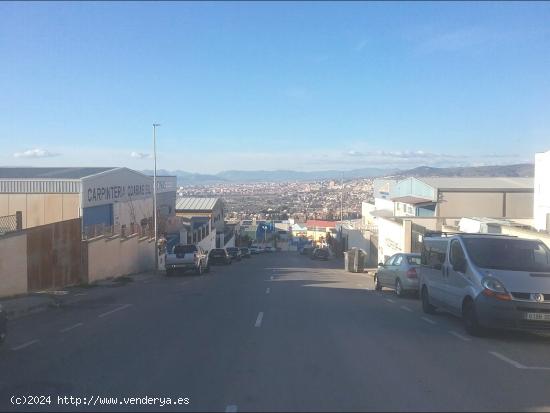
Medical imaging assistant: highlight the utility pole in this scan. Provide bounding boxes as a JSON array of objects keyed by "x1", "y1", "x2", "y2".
[{"x1": 153, "y1": 123, "x2": 160, "y2": 273}]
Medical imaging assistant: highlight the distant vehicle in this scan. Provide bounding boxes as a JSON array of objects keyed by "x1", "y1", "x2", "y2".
[
  {"x1": 209, "y1": 248, "x2": 232, "y2": 265},
  {"x1": 249, "y1": 246, "x2": 260, "y2": 255},
  {"x1": 300, "y1": 246, "x2": 314, "y2": 256},
  {"x1": 419, "y1": 233, "x2": 550, "y2": 336},
  {"x1": 165, "y1": 244, "x2": 209, "y2": 276},
  {"x1": 0, "y1": 304, "x2": 6, "y2": 344},
  {"x1": 264, "y1": 246, "x2": 273, "y2": 253},
  {"x1": 374, "y1": 253, "x2": 421, "y2": 297},
  {"x1": 311, "y1": 248, "x2": 330, "y2": 260},
  {"x1": 227, "y1": 247, "x2": 242, "y2": 261},
  {"x1": 240, "y1": 247, "x2": 251, "y2": 258}
]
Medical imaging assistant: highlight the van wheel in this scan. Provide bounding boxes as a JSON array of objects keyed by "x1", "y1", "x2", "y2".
[
  {"x1": 421, "y1": 286, "x2": 436, "y2": 314},
  {"x1": 395, "y1": 279, "x2": 404, "y2": 297},
  {"x1": 463, "y1": 299, "x2": 484, "y2": 336},
  {"x1": 374, "y1": 275, "x2": 382, "y2": 291}
]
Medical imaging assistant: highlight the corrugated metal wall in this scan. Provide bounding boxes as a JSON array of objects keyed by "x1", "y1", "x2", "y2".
[{"x1": 0, "y1": 179, "x2": 81, "y2": 194}]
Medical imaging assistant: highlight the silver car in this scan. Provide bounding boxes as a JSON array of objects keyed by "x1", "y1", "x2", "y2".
[
  {"x1": 375, "y1": 253, "x2": 421, "y2": 297},
  {"x1": 419, "y1": 233, "x2": 550, "y2": 336}
]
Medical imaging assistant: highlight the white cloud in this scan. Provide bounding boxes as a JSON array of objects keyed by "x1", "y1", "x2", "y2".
[
  {"x1": 13, "y1": 148, "x2": 59, "y2": 158},
  {"x1": 130, "y1": 151, "x2": 152, "y2": 159}
]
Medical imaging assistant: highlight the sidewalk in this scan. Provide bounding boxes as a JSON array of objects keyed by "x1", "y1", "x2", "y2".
[{"x1": 1, "y1": 271, "x2": 157, "y2": 320}]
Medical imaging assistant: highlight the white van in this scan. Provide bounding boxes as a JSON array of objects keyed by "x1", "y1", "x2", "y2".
[{"x1": 419, "y1": 233, "x2": 550, "y2": 336}]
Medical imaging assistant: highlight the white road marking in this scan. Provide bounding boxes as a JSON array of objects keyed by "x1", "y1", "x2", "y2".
[
  {"x1": 270, "y1": 276, "x2": 274, "y2": 280},
  {"x1": 225, "y1": 405, "x2": 238, "y2": 413},
  {"x1": 489, "y1": 351, "x2": 526, "y2": 369},
  {"x1": 421, "y1": 317, "x2": 437, "y2": 325},
  {"x1": 74, "y1": 293, "x2": 87, "y2": 296},
  {"x1": 12, "y1": 339, "x2": 39, "y2": 351},
  {"x1": 255, "y1": 312, "x2": 264, "y2": 328},
  {"x1": 400, "y1": 305, "x2": 413, "y2": 312},
  {"x1": 385, "y1": 298, "x2": 395, "y2": 304},
  {"x1": 489, "y1": 351, "x2": 550, "y2": 371},
  {"x1": 266, "y1": 287, "x2": 270, "y2": 294},
  {"x1": 60, "y1": 322, "x2": 83, "y2": 333},
  {"x1": 98, "y1": 304, "x2": 132, "y2": 318},
  {"x1": 449, "y1": 330, "x2": 472, "y2": 342}
]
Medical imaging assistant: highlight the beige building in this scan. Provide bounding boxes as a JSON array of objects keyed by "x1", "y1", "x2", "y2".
[{"x1": 390, "y1": 177, "x2": 534, "y2": 219}]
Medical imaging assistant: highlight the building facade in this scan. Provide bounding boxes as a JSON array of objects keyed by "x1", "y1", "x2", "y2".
[{"x1": 534, "y1": 150, "x2": 550, "y2": 232}]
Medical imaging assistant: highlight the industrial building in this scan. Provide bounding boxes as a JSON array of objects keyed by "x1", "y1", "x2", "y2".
[
  {"x1": 534, "y1": 150, "x2": 550, "y2": 232},
  {"x1": 175, "y1": 197, "x2": 226, "y2": 247},
  {"x1": 390, "y1": 177, "x2": 534, "y2": 218},
  {"x1": 0, "y1": 167, "x2": 177, "y2": 236}
]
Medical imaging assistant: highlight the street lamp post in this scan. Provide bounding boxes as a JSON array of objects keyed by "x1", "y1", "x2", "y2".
[{"x1": 153, "y1": 123, "x2": 161, "y2": 273}]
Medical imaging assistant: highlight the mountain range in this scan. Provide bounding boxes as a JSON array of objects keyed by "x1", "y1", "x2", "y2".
[{"x1": 142, "y1": 163, "x2": 534, "y2": 185}]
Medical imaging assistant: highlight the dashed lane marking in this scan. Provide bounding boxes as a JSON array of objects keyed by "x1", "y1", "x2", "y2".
[
  {"x1": 255, "y1": 312, "x2": 264, "y2": 328},
  {"x1": 421, "y1": 317, "x2": 437, "y2": 325},
  {"x1": 385, "y1": 298, "x2": 395, "y2": 304},
  {"x1": 12, "y1": 339, "x2": 39, "y2": 351},
  {"x1": 225, "y1": 405, "x2": 238, "y2": 412},
  {"x1": 98, "y1": 304, "x2": 132, "y2": 318},
  {"x1": 266, "y1": 287, "x2": 270, "y2": 294},
  {"x1": 400, "y1": 305, "x2": 413, "y2": 312},
  {"x1": 60, "y1": 322, "x2": 83, "y2": 333},
  {"x1": 449, "y1": 330, "x2": 472, "y2": 342},
  {"x1": 489, "y1": 351, "x2": 550, "y2": 370}
]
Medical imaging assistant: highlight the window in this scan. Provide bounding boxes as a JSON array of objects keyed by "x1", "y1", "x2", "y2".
[
  {"x1": 422, "y1": 240, "x2": 447, "y2": 270},
  {"x1": 393, "y1": 255, "x2": 403, "y2": 266},
  {"x1": 450, "y1": 240, "x2": 465, "y2": 266},
  {"x1": 407, "y1": 256, "x2": 421, "y2": 265},
  {"x1": 385, "y1": 255, "x2": 397, "y2": 266}
]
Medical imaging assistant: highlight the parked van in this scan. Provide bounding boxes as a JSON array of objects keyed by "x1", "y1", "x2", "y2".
[{"x1": 419, "y1": 233, "x2": 550, "y2": 336}]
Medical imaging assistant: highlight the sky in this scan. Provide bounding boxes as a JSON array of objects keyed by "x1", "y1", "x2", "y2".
[{"x1": 1, "y1": 1, "x2": 550, "y2": 173}]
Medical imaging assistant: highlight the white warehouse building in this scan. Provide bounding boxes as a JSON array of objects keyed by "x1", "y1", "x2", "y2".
[
  {"x1": 0, "y1": 167, "x2": 176, "y2": 235},
  {"x1": 534, "y1": 150, "x2": 550, "y2": 232}
]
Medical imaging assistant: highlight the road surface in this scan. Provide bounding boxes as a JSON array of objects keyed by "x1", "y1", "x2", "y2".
[{"x1": 1, "y1": 252, "x2": 550, "y2": 412}]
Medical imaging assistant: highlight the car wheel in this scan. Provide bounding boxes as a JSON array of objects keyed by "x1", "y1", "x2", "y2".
[
  {"x1": 421, "y1": 286, "x2": 436, "y2": 314},
  {"x1": 395, "y1": 279, "x2": 404, "y2": 297},
  {"x1": 374, "y1": 275, "x2": 382, "y2": 291},
  {"x1": 463, "y1": 299, "x2": 485, "y2": 336}
]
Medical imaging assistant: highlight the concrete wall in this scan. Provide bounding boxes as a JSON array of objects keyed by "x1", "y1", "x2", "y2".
[
  {"x1": 534, "y1": 151, "x2": 550, "y2": 231},
  {"x1": 87, "y1": 235, "x2": 155, "y2": 283},
  {"x1": 377, "y1": 217, "x2": 406, "y2": 263},
  {"x1": 0, "y1": 193, "x2": 80, "y2": 229},
  {"x1": 0, "y1": 232, "x2": 28, "y2": 297}
]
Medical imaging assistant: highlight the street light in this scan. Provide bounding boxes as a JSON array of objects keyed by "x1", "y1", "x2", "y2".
[{"x1": 153, "y1": 123, "x2": 161, "y2": 273}]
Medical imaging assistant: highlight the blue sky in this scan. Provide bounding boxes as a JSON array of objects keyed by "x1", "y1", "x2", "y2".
[{"x1": 1, "y1": 1, "x2": 549, "y2": 173}]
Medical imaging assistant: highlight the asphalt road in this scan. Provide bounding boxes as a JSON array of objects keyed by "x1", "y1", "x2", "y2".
[{"x1": 1, "y1": 252, "x2": 550, "y2": 412}]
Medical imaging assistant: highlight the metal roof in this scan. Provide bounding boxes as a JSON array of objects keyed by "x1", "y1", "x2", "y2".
[
  {"x1": 0, "y1": 167, "x2": 116, "y2": 179},
  {"x1": 418, "y1": 177, "x2": 534, "y2": 191},
  {"x1": 176, "y1": 197, "x2": 220, "y2": 211}
]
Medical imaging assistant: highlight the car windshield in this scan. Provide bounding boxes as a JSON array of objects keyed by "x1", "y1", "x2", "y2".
[
  {"x1": 210, "y1": 250, "x2": 225, "y2": 256},
  {"x1": 463, "y1": 238, "x2": 550, "y2": 272},
  {"x1": 173, "y1": 245, "x2": 197, "y2": 254}
]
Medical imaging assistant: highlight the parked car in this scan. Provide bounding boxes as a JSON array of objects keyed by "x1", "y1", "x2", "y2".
[
  {"x1": 311, "y1": 248, "x2": 330, "y2": 260},
  {"x1": 0, "y1": 304, "x2": 7, "y2": 344},
  {"x1": 264, "y1": 246, "x2": 273, "y2": 253},
  {"x1": 209, "y1": 248, "x2": 232, "y2": 265},
  {"x1": 165, "y1": 244, "x2": 209, "y2": 276},
  {"x1": 240, "y1": 247, "x2": 251, "y2": 258},
  {"x1": 227, "y1": 247, "x2": 242, "y2": 261},
  {"x1": 249, "y1": 246, "x2": 260, "y2": 255},
  {"x1": 419, "y1": 233, "x2": 550, "y2": 336},
  {"x1": 374, "y1": 253, "x2": 421, "y2": 297}
]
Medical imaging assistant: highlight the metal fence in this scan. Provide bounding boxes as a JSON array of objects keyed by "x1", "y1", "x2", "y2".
[
  {"x1": 82, "y1": 221, "x2": 154, "y2": 240},
  {"x1": 0, "y1": 211, "x2": 22, "y2": 235}
]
